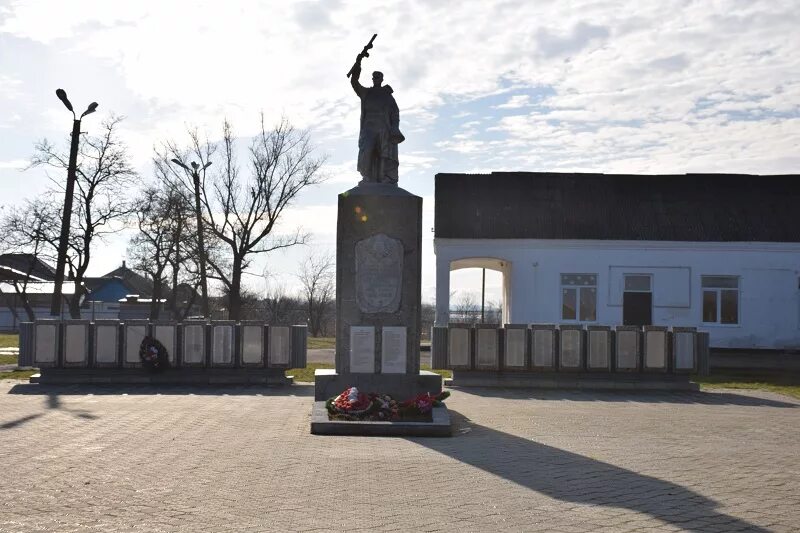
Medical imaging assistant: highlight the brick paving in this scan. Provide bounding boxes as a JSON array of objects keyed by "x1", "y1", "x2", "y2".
[{"x1": 1, "y1": 380, "x2": 798, "y2": 532}]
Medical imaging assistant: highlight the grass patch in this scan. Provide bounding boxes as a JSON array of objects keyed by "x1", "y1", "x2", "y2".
[
  {"x1": 422, "y1": 365, "x2": 452, "y2": 380},
  {"x1": 287, "y1": 363, "x2": 452, "y2": 383},
  {"x1": 693, "y1": 372, "x2": 800, "y2": 400},
  {"x1": 307, "y1": 337, "x2": 335, "y2": 349},
  {"x1": 0, "y1": 354, "x2": 18, "y2": 365},
  {"x1": 0, "y1": 369, "x2": 36, "y2": 380},
  {"x1": 287, "y1": 363, "x2": 333, "y2": 382},
  {"x1": 0, "y1": 334, "x2": 19, "y2": 349}
]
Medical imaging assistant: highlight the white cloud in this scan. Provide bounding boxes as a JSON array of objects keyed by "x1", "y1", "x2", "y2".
[
  {"x1": 495, "y1": 95, "x2": 530, "y2": 109},
  {"x1": 1, "y1": 0, "x2": 799, "y2": 284},
  {"x1": 0, "y1": 159, "x2": 27, "y2": 169}
]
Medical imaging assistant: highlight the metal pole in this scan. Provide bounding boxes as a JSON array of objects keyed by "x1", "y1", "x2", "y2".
[
  {"x1": 481, "y1": 267, "x2": 486, "y2": 323},
  {"x1": 50, "y1": 118, "x2": 81, "y2": 316},
  {"x1": 192, "y1": 170, "x2": 210, "y2": 318}
]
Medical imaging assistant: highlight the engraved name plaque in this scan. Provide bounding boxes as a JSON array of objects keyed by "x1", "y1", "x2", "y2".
[
  {"x1": 381, "y1": 326, "x2": 407, "y2": 374},
  {"x1": 350, "y1": 326, "x2": 375, "y2": 373},
  {"x1": 355, "y1": 233, "x2": 403, "y2": 314}
]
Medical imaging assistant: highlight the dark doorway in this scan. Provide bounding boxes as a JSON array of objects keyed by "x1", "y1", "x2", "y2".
[{"x1": 623, "y1": 291, "x2": 652, "y2": 326}]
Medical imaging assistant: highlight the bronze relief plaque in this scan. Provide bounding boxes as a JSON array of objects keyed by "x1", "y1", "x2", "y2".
[{"x1": 355, "y1": 233, "x2": 403, "y2": 313}]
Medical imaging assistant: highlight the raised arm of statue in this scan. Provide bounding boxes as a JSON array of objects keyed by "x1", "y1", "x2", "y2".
[{"x1": 350, "y1": 57, "x2": 365, "y2": 97}]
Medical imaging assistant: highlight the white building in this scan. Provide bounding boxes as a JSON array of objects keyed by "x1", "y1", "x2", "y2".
[{"x1": 434, "y1": 172, "x2": 800, "y2": 350}]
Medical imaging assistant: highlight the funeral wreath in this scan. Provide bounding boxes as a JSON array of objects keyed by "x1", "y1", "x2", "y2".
[
  {"x1": 139, "y1": 336, "x2": 170, "y2": 372},
  {"x1": 326, "y1": 386, "x2": 450, "y2": 422}
]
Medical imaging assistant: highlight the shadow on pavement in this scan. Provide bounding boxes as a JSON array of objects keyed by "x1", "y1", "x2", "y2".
[
  {"x1": 0, "y1": 413, "x2": 42, "y2": 430},
  {"x1": 454, "y1": 386, "x2": 798, "y2": 408},
  {"x1": 6, "y1": 382, "x2": 316, "y2": 397},
  {"x1": 0, "y1": 390, "x2": 100, "y2": 430},
  {"x1": 412, "y1": 409, "x2": 769, "y2": 532}
]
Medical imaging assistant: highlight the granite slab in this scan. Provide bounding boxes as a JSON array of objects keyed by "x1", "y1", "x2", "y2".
[{"x1": 310, "y1": 401, "x2": 451, "y2": 437}]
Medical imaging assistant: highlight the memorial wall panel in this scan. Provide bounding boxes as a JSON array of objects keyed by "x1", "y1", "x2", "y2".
[
  {"x1": 182, "y1": 323, "x2": 206, "y2": 365},
  {"x1": 349, "y1": 326, "x2": 375, "y2": 373},
  {"x1": 94, "y1": 322, "x2": 120, "y2": 366},
  {"x1": 381, "y1": 326, "x2": 407, "y2": 374},
  {"x1": 241, "y1": 323, "x2": 264, "y2": 366},
  {"x1": 447, "y1": 326, "x2": 471, "y2": 369},
  {"x1": 504, "y1": 326, "x2": 527, "y2": 369},
  {"x1": 64, "y1": 322, "x2": 89, "y2": 366},
  {"x1": 34, "y1": 322, "x2": 59, "y2": 367},
  {"x1": 268, "y1": 326, "x2": 291, "y2": 368},
  {"x1": 532, "y1": 326, "x2": 556, "y2": 369}
]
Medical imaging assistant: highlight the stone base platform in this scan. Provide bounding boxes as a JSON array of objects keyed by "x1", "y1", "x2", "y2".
[
  {"x1": 29, "y1": 368, "x2": 293, "y2": 386},
  {"x1": 450, "y1": 371, "x2": 699, "y2": 391},
  {"x1": 310, "y1": 401, "x2": 451, "y2": 437},
  {"x1": 313, "y1": 369, "x2": 442, "y2": 401}
]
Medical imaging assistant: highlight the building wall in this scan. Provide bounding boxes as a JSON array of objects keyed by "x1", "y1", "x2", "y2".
[{"x1": 434, "y1": 238, "x2": 800, "y2": 350}]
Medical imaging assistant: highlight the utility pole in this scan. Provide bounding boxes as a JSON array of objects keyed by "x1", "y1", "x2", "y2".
[
  {"x1": 481, "y1": 268, "x2": 486, "y2": 323},
  {"x1": 171, "y1": 158, "x2": 211, "y2": 318},
  {"x1": 50, "y1": 89, "x2": 97, "y2": 316}
]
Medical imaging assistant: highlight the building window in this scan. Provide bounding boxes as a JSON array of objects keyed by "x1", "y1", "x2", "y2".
[
  {"x1": 701, "y1": 276, "x2": 739, "y2": 324},
  {"x1": 561, "y1": 274, "x2": 597, "y2": 321},
  {"x1": 624, "y1": 274, "x2": 651, "y2": 292}
]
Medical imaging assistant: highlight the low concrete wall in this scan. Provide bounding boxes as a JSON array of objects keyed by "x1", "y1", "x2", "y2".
[
  {"x1": 20, "y1": 320, "x2": 307, "y2": 384},
  {"x1": 431, "y1": 324, "x2": 710, "y2": 388}
]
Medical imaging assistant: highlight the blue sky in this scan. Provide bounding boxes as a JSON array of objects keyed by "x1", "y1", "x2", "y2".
[{"x1": 1, "y1": 0, "x2": 798, "y2": 303}]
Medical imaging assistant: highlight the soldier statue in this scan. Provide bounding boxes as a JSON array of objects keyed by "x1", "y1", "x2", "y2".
[{"x1": 348, "y1": 35, "x2": 405, "y2": 185}]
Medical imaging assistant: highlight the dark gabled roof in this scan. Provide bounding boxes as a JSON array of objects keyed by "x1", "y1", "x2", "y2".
[
  {"x1": 0, "y1": 253, "x2": 56, "y2": 281},
  {"x1": 434, "y1": 172, "x2": 800, "y2": 242},
  {"x1": 85, "y1": 264, "x2": 154, "y2": 297}
]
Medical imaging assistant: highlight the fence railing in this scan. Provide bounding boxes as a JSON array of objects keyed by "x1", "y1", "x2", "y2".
[{"x1": 431, "y1": 324, "x2": 709, "y2": 376}]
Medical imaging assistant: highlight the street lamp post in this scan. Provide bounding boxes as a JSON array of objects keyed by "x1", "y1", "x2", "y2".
[
  {"x1": 171, "y1": 158, "x2": 211, "y2": 319},
  {"x1": 50, "y1": 89, "x2": 98, "y2": 317}
]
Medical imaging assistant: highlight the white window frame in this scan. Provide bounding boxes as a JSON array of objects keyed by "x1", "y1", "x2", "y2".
[
  {"x1": 624, "y1": 273, "x2": 652, "y2": 293},
  {"x1": 560, "y1": 273, "x2": 598, "y2": 323},
  {"x1": 701, "y1": 275, "x2": 740, "y2": 325}
]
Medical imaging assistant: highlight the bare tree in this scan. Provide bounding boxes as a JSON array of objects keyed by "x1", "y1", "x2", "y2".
[
  {"x1": 164, "y1": 116, "x2": 325, "y2": 320},
  {"x1": 30, "y1": 116, "x2": 137, "y2": 318},
  {"x1": 297, "y1": 252, "x2": 335, "y2": 337},
  {"x1": 0, "y1": 200, "x2": 60, "y2": 320},
  {"x1": 127, "y1": 182, "x2": 195, "y2": 319},
  {"x1": 452, "y1": 292, "x2": 480, "y2": 324}
]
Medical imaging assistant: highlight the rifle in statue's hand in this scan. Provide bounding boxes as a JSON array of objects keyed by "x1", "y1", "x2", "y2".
[{"x1": 347, "y1": 33, "x2": 377, "y2": 78}]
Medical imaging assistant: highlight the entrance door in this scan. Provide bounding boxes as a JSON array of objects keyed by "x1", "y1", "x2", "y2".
[{"x1": 623, "y1": 274, "x2": 652, "y2": 326}]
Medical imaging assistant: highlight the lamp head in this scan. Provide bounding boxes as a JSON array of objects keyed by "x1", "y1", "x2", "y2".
[
  {"x1": 55, "y1": 88, "x2": 74, "y2": 113},
  {"x1": 81, "y1": 102, "x2": 99, "y2": 117},
  {"x1": 170, "y1": 158, "x2": 190, "y2": 171}
]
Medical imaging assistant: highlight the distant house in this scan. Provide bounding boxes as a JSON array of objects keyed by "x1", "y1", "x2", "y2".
[
  {"x1": 0, "y1": 253, "x2": 56, "y2": 282},
  {"x1": 0, "y1": 258, "x2": 199, "y2": 330},
  {"x1": 434, "y1": 172, "x2": 800, "y2": 350},
  {"x1": 0, "y1": 253, "x2": 72, "y2": 330},
  {"x1": 83, "y1": 262, "x2": 199, "y2": 320}
]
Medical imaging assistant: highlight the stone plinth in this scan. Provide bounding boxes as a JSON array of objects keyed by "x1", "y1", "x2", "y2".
[
  {"x1": 313, "y1": 182, "x2": 441, "y2": 406},
  {"x1": 334, "y1": 183, "x2": 422, "y2": 375},
  {"x1": 310, "y1": 401, "x2": 451, "y2": 437}
]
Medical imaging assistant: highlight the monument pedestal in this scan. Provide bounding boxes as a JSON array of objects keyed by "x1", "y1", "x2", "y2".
[{"x1": 313, "y1": 182, "x2": 443, "y2": 403}]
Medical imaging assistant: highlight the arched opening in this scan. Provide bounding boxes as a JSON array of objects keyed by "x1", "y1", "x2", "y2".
[{"x1": 444, "y1": 257, "x2": 510, "y2": 325}]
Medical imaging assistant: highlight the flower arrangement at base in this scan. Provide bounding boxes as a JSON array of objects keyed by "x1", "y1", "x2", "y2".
[
  {"x1": 325, "y1": 387, "x2": 450, "y2": 422},
  {"x1": 139, "y1": 336, "x2": 170, "y2": 373}
]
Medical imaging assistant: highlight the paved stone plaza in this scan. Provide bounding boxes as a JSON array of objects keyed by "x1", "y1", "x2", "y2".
[{"x1": 1, "y1": 381, "x2": 798, "y2": 532}]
